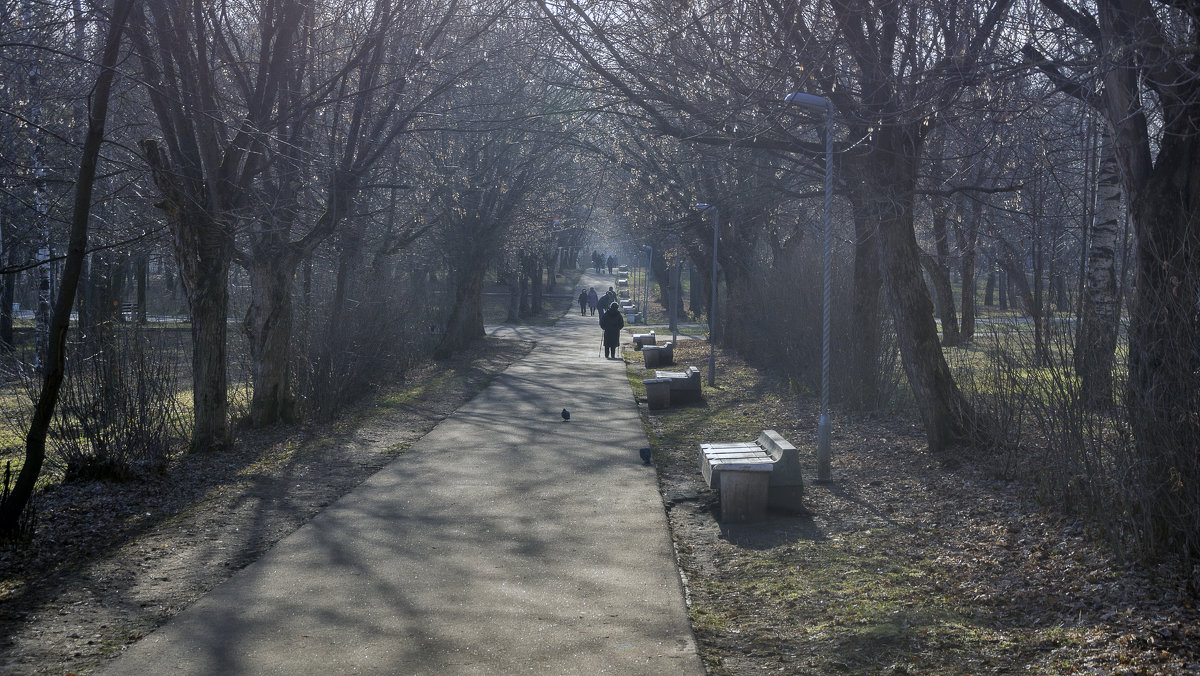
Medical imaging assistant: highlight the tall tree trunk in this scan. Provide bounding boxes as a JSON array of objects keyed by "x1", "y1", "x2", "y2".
[
  {"x1": 843, "y1": 193, "x2": 882, "y2": 411},
  {"x1": 0, "y1": 240, "x2": 14, "y2": 350},
  {"x1": 0, "y1": 0, "x2": 130, "y2": 534},
  {"x1": 0, "y1": 31, "x2": 13, "y2": 351},
  {"x1": 1075, "y1": 128, "x2": 1122, "y2": 409},
  {"x1": 853, "y1": 128, "x2": 973, "y2": 451},
  {"x1": 957, "y1": 198, "x2": 982, "y2": 341},
  {"x1": 921, "y1": 253, "x2": 960, "y2": 347},
  {"x1": 244, "y1": 254, "x2": 296, "y2": 426},
  {"x1": 143, "y1": 141, "x2": 232, "y2": 452},
  {"x1": 518, "y1": 258, "x2": 531, "y2": 318},
  {"x1": 530, "y1": 258, "x2": 543, "y2": 316},
  {"x1": 927, "y1": 203, "x2": 961, "y2": 346},
  {"x1": 1031, "y1": 217, "x2": 1049, "y2": 365},
  {"x1": 689, "y1": 263, "x2": 704, "y2": 318},
  {"x1": 135, "y1": 254, "x2": 148, "y2": 323},
  {"x1": 436, "y1": 258, "x2": 488, "y2": 359},
  {"x1": 505, "y1": 272, "x2": 520, "y2": 323},
  {"x1": 1122, "y1": 136, "x2": 1200, "y2": 558}
]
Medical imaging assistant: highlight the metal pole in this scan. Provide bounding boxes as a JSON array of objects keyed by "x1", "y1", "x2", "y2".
[
  {"x1": 694, "y1": 203, "x2": 718, "y2": 386},
  {"x1": 708, "y1": 208, "x2": 718, "y2": 387},
  {"x1": 786, "y1": 92, "x2": 834, "y2": 481},
  {"x1": 671, "y1": 264, "x2": 680, "y2": 345},
  {"x1": 816, "y1": 101, "x2": 833, "y2": 481},
  {"x1": 642, "y1": 245, "x2": 653, "y2": 325}
]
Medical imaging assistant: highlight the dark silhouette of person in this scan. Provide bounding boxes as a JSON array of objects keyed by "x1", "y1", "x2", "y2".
[
  {"x1": 606, "y1": 255, "x2": 615, "y2": 274},
  {"x1": 599, "y1": 302, "x2": 624, "y2": 359},
  {"x1": 578, "y1": 289, "x2": 588, "y2": 316},
  {"x1": 587, "y1": 287, "x2": 599, "y2": 315}
]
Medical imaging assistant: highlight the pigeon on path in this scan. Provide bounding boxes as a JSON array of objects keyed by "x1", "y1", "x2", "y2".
[{"x1": 561, "y1": 408, "x2": 571, "y2": 421}]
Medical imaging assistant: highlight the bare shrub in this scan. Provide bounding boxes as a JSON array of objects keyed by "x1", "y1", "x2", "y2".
[
  {"x1": 950, "y1": 318, "x2": 1034, "y2": 475},
  {"x1": 956, "y1": 314, "x2": 1200, "y2": 584},
  {"x1": 49, "y1": 326, "x2": 186, "y2": 481},
  {"x1": 297, "y1": 274, "x2": 444, "y2": 421}
]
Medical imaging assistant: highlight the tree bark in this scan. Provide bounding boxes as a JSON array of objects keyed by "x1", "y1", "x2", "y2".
[
  {"x1": 927, "y1": 203, "x2": 961, "y2": 346},
  {"x1": 1075, "y1": 128, "x2": 1122, "y2": 408},
  {"x1": 843, "y1": 192, "x2": 882, "y2": 411},
  {"x1": 854, "y1": 127, "x2": 973, "y2": 451},
  {"x1": 956, "y1": 197, "x2": 982, "y2": 341},
  {"x1": 244, "y1": 253, "x2": 296, "y2": 426},
  {"x1": 143, "y1": 140, "x2": 232, "y2": 452},
  {"x1": 436, "y1": 257, "x2": 489, "y2": 359}
]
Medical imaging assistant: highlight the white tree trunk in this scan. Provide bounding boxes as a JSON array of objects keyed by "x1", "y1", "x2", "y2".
[{"x1": 1075, "y1": 127, "x2": 1122, "y2": 408}]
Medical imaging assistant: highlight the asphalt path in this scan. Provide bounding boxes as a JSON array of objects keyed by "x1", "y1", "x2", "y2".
[{"x1": 98, "y1": 272, "x2": 702, "y2": 675}]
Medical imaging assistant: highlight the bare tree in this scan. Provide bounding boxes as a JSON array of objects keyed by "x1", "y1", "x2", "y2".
[
  {"x1": 1026, "y1": 0, "x2": 1200, "y2": 560},
  {"x1": 0, "y1": 0, "x2": 133, "y2": 536}
]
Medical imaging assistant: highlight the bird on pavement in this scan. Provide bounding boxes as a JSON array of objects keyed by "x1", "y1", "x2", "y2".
[{"x1": 561, "y1": 408, "x2": 571, "y2": 421}]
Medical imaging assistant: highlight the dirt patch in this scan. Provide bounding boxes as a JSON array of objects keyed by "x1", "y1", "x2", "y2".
[
  {"x1": 0, "y1": 336, "x2": 533, "y2": 675},
  {"x1": 632, "y1": 338, "x2": 1199, "y2": 674}
]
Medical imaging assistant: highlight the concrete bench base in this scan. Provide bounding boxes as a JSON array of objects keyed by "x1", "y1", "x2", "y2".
[
  {"x1": 632, "y1": 331, "x2": 656, "y2": 350},
  {"x1": 699, "y1": 430, "x2": 803, "y2": 521},
  {"x1": 655, "y1": 366, "x2": 701, "y2": 403},
  {"x1": 642, "y1": 342, "x2": 673, "y2": 368},
  {"x1": 717, "y1": 468, "x2": 771, "y2": 522},
  {"x1": 643, "y1": 377, "x2": 671, "y2": 410}
]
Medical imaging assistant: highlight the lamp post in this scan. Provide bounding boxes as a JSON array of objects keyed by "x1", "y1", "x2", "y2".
[
  {"x1": 785, "y1": 91, "x2": 834, "y2": 482},
  {"x1": 641, "y1": 244, "x2": 653, "y2": 325},
  {"x1": 695, "y1": 203, "x2": 718, "y2": 387},
  {"x1": 667, "y1": 234, "x2": 681, "y2": 345}
]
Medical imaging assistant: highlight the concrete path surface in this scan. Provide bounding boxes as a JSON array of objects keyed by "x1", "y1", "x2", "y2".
[{"x1": 99, "y1": 273, "x2": 703, "y2": 675}]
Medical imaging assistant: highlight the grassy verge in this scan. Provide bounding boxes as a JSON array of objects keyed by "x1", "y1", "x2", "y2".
[{"x1": 626, "y1": 338, "x2": 1197, "y2": 674}]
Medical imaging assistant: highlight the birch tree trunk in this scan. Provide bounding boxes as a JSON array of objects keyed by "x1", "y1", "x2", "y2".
[{"x1": 1074, "y1": 128, "x2": 1122, "y2": 409}]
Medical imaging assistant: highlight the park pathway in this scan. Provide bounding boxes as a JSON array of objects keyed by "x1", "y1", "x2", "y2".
[{"x1": 98, "y1": 272, "x2": 702, "y2": 675}]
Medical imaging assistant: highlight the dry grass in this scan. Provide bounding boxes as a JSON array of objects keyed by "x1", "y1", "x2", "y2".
[{"x1": 628, "y1": 338, "x2": 1199, "y2": 674}]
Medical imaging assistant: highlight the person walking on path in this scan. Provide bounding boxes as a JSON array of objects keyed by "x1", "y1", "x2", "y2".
[
  {"x1": 577, "y1": 289, "x2": 588, "y2": 316},
  {"x1": 606, "y1": 255, "x2": 615, "y2": 274},
  {"x1": 602, "y1": 286, "x2": 617, "y2": 310},
  {"x1": 586, "y1": 287, "x2": 598, "y2": 316},
  {"x1": 599, "y1": 302, "x2": 624, "y2": 359}
]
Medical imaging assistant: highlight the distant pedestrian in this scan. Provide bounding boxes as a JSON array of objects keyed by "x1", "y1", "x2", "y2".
[
  {"x1": 606, "y1": 255, "x2": 615, "y2": 274},
  {"x1": 599, "y1": 302, "x2": 624, "y2": 359},
  {"x1": 578, "y1": 289, "x2": 588, "y2": 316},
  {"x1": 587, "y1": 287, "x2": 598, "y2": 316},
  {"x1": 601, "y1": 287, "x2": 617, "y2": 310}
]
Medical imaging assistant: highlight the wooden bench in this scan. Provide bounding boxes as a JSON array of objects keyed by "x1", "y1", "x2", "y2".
[
  {"x1": 632, "y1": 331, "x2": 656, "y2": 350},
  {"x1": 699, "y1": 430, "x2": 803, "y2": 521},
  {"x1": 642, "y1": 342, "x2": 673, "y2": 368},
  {"x1": 654, "y1": 366, "x2": 701, "y2": 403}
]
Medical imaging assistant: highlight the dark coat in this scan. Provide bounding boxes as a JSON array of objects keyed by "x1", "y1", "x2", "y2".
[{"x1": 599, "y1": 307, "x2": 624, "y2": 347}]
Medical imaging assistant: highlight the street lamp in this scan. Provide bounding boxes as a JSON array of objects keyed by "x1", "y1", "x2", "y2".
[
  {"x1": 641, "y1": 244, "x2": 653, "y2": 325},
  {"x1": 667, "y1": 234, "x2": 681, "y2": 345},
  {"x1": 785, "y1": 91, "x2": 834, "y2": 482},
  {"x1": 695, "y1": 203, "x2": 719, "y2": 387}
]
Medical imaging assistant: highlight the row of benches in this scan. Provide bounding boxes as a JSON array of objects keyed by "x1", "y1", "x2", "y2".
[{"x1": 618, "y1": 308, "x2": 804, "y2": 523}]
